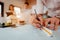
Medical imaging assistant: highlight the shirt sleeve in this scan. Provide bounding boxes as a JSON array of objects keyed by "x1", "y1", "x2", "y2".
[
  {"x1": 36, "y1": 0, "x2": 43, "y2": 14},
  {"x1": 31, "y1": 5, "x2": 36, "y2": 14},
  {"x1": 31, "y1": 0, "x2": 43, "y2": 14}
]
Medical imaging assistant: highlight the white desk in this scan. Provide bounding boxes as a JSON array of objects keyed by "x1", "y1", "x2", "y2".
[{"x1": 0, "y1": 24, "x2": 60, "y2": 40}]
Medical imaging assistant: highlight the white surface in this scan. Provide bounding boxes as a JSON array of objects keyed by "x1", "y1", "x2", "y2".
[{"x1": 0, "y1": 24, "x2": 60, "y2": 40}]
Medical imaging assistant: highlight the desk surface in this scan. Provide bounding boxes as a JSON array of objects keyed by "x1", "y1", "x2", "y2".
[{"x1": 0, "y1": 24, "x2": 60, "y2": 40}]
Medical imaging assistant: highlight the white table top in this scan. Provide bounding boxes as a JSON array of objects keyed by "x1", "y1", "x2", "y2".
[{"x1": 0, "y1": 24, "x2": 60, "y2": 40}]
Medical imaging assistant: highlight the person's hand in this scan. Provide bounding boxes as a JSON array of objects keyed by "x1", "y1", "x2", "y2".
[
  {"x1": 30, "y1": 14, "x2": 43, "y2": 29},
  {"x1": 45, "y1": 17, "x2": 59, "y2": 31}
]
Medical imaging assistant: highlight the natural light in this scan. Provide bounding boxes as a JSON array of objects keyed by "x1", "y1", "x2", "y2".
[
  {"x1": 0, "y1": 5, "x2": 1, "y2": 13},
  {"x1": 14, "y1": 7, "x2": 22, "y2": 18},
  {"x1": 0, "y1": 5, "x2": 1, "y2": 17}
]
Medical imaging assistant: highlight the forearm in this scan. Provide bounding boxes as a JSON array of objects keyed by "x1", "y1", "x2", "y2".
[{"x1": 36, "y1": 0, "x2": 44, "y2": 13}]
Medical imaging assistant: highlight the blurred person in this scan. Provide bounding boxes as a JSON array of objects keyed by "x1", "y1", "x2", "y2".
[
  {"x1": 30, "y1": 0, "x2": 44, "y2": 29},
  {"x1": 22, "y1": 2, "x2": 32, "y2": 24},
  {"x1": 6, "y1": 4, "x2": 17, "y2": 27},
  {"x1": 30, "y1": 0, "x2": 60, "y2": 30},
  {"x1": 42, "y1": 0, "x2": 60, "y2": 30}
]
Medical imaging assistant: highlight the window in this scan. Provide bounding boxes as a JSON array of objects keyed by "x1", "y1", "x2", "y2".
[
  {"x1": 0, "y1": 5, "x2": 1, "y2": 15},
  {"x1": 14, "y1": 7, "x2": 21, "y2": 18},
  {"x1": 14, "y1": 7, "x2": 24, "y2": 20},
  {"x1": 0, "y1": 2, "x2": 4, "y2": 17}
]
